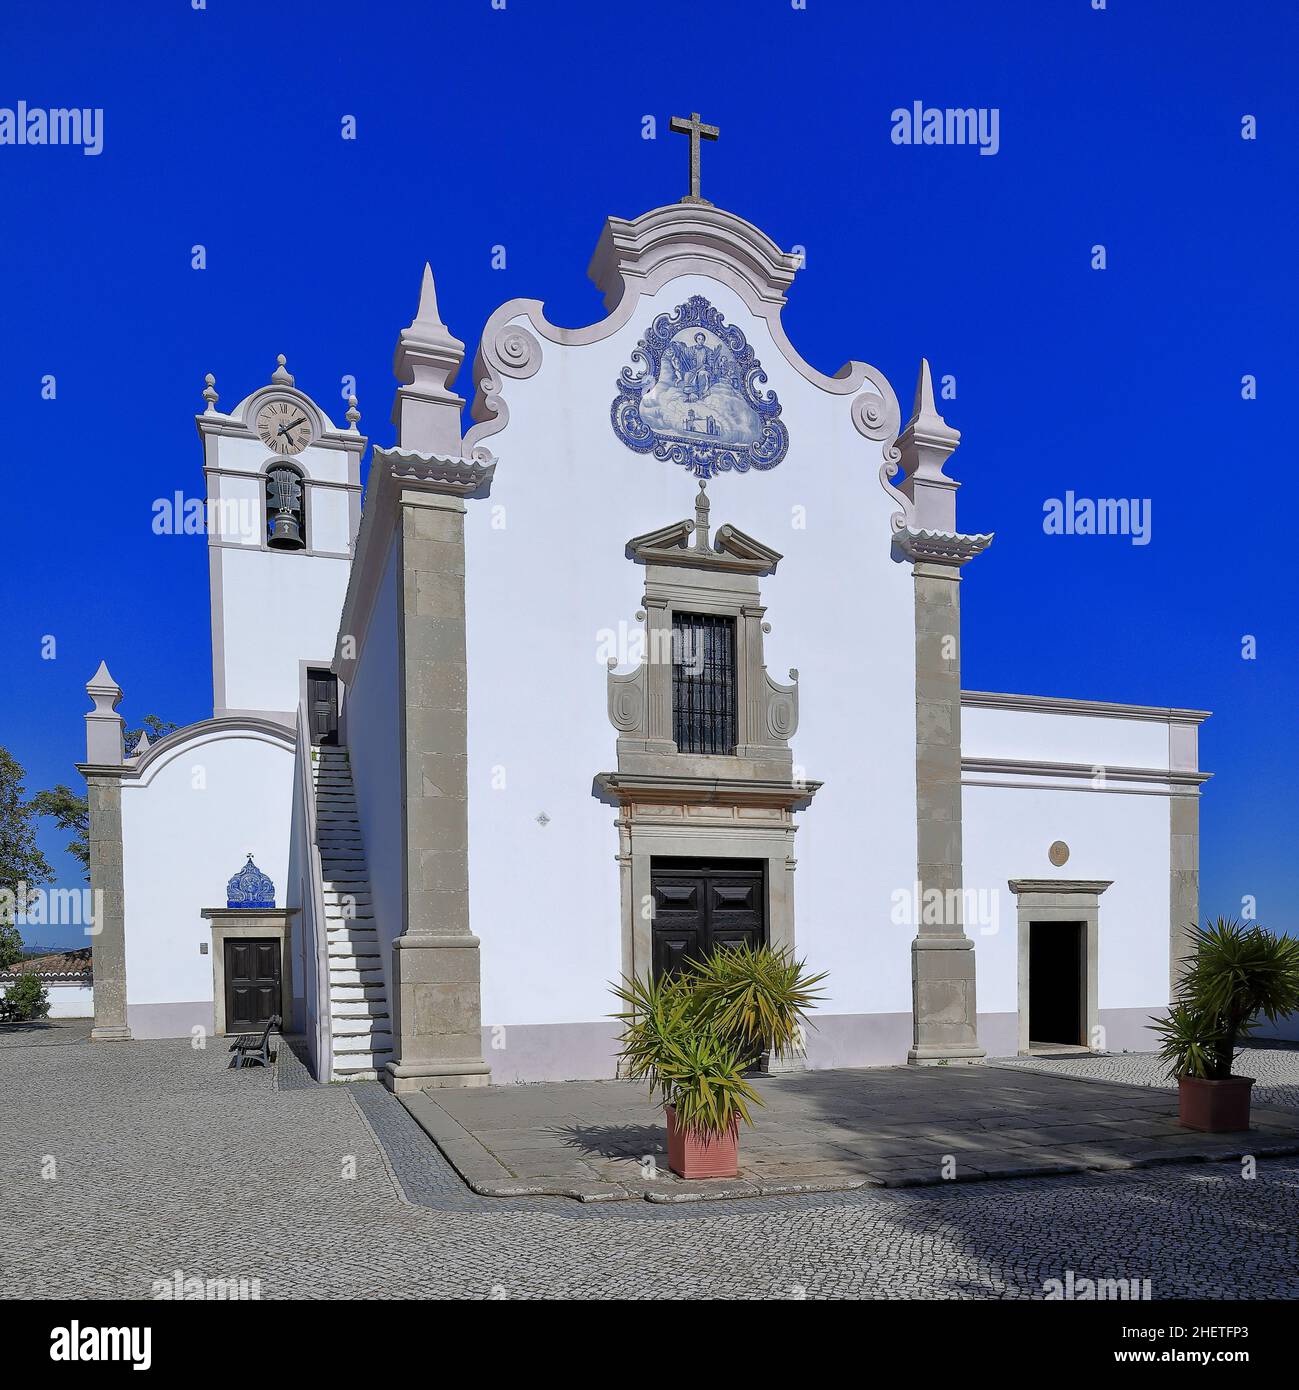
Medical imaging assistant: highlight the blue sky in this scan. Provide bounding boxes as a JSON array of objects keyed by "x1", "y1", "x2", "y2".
[{"x1": 2, "y1": 0, "x2": 1295, "y2": 945}]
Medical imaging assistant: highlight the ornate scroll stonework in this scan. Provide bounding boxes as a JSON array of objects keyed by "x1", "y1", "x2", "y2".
[{"x1": 463, "y1": 199, "x2": 902, "y2": 515}]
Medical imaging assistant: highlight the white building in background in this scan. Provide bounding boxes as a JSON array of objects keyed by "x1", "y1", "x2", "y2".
[{"x1": 76, "y1": 163, "x2": 1210, "y2": 1088}]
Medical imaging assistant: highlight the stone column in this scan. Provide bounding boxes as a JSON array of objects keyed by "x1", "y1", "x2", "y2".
[
  {"x1": 79, "y1": 662, "x2": 131, "y2": 1041},
  {"x1": 1169, "y1": 794, "x2": 1199, "y2": 992},
  {"x1": 891, "y1": 361, "x2": 991, "y2": 1065},
  {"x1": 384, "y1": 485, "x2": 490, "y2": 1092},
  {"x1": 908, "y1": 560, "x2": 984, "y2": 1064}
]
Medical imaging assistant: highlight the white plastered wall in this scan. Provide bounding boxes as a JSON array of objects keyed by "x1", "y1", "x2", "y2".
[
  {"x1": 119, "y1": 728, "x2": 295, "y2": 1036},
  {"x1": 208, "y1": 433, "x2": 355, "y2": 715},
  {"x1": 465, "y1": 272, "x2": 917, "y2": 1035},
  {"x1": 962, "y1": 705, "x2": 1175, "y2": 1050}
]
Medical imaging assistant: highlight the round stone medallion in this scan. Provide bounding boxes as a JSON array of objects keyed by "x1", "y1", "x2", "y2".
[{"x1": 1048, "y1": 840, "x2": 1070, "y2": 867}]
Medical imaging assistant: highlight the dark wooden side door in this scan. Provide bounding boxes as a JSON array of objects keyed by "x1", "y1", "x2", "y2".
[
  {"x1": 307, "y1": 668, "x2": 339, "y2": 746},
  {"x1": 225, "y1": 938, "x2": 281, "y2": 1032},
  {"x1": 650, "y1": 858, "x2": 765, "y2": 979}
]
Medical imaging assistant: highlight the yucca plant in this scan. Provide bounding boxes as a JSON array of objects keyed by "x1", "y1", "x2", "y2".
[
  {"x1": 610, "y1": 945, "x2": 825, "y2": 1137},
  {"x1": 1151, "y1": 918, "x2": 1299, "y2": 1080},
  {"x1": 688, "y1": 942, "x2": 828, "y2": 1069}
]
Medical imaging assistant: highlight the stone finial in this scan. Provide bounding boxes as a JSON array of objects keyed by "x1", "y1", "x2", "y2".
[
  {"x1": 693, "y1": 479, "x2": 711, "y2": 550},
  {"x1": 131, "y1": 729, "x2": 151, "y2": 757},
  {"x1": 345, "y1": 393, "x2": 361, "y2": 432},
  {"x1": 85, "y1": 660, "x2": 125, "y2": 766},
  {"x1": 391, "y1": 262, "x2": 467, "y2": 455},
  {"x1": 271, "y1": 354, "x2": 295, "y2": 386},
  {"x1": 896, "y1": 358, "x2": 961, "y2": 534},
  {"x1": 202, "y1": 373, "x2": 219, "y2": 414}
]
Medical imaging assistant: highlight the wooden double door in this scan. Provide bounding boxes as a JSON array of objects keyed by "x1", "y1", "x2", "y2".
[
  {"x1": 224, "y1": 938, "x2": 282, "y2": 1033},
  {"x1": 650, "y1": 857, "x2": 766, "y2": 979}
]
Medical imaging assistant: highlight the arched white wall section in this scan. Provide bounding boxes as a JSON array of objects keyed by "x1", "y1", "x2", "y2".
[{"x1": 119, "y1": 719, "x2": 297, "y2": 1038}]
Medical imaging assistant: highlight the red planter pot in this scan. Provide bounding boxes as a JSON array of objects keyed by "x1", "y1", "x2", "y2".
[
  {"x1": 666, "y1": 1107, "x2": 739, "y2": 1179},
  {"x1": 1178, "y1": 1075, "x2": 1254, "y2": 1132}
]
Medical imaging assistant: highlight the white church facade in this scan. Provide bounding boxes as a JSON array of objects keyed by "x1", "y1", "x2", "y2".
[{"x1": 77, "y1": 162, "x2": 1209, "y2": 1089}]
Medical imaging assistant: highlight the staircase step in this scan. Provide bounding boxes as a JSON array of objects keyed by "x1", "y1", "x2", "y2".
[
  {"x1": 330, "y1": 1011, "x2": 391, "y2": 1034},
  {"x1": 329, "y1": 968, "x2": 385, "y2": 987},
  {"x1": 332, "y1": 1000, "x2": 389, "y2": 1018},
  {"x1": 331, "y1": 985, "x2": 386, "y2": 1001},
  {"x1": 332, "y1": 1028, "x2": 394, "y2": 1045}
]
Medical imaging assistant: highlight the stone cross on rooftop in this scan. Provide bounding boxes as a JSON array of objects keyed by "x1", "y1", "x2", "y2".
[{"x1": 670, "y1": 111, "x2": 719, "y2": 204}]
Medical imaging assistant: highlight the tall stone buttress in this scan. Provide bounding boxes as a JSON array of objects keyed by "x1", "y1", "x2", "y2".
[
  {"x1": 379, "y1": 264, "x2": 492, "y2": 1091},
  {"x1": 893, "y1": 362, "x2": 993, "y2": 1064}
]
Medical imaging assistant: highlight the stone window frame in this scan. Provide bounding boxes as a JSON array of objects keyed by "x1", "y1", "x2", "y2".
[
  {"x1": 1008, "y1": 879, "x2": 1110, "y2": 1056},
  {"x1": 598, "y1": 486, "x2": 817, "y2": 991}
]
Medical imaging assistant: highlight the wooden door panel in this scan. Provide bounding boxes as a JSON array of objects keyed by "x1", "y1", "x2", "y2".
[
  {"x1": 225, "y1": 938, "x2": 282, "y2": 1032},
  {"x1": 650, "y1": 860, "x2": 765, "y2": 979}
]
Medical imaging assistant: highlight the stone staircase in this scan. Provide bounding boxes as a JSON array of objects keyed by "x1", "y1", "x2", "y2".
[{"x1": 312, "y1": 746, "x2": 393, "y2": 1081}]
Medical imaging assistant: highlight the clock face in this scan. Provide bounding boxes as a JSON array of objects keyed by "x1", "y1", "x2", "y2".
[{"x1": 255, "y1": 398, "x2": 313, "y2": 455}]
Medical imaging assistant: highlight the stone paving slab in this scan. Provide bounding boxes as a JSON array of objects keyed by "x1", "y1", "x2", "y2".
[{"x1": 407, "y1": 1062, "x2": 1299, "y2": 1203}]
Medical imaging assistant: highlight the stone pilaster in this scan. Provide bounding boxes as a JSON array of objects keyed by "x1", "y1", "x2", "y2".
[
  {"x1": 908, "y1": 560, "x2": 983, "y2": 1064},
  {"x1": 384, "y1": 478, "x2": 490, "y2": 1092},
  {"x1": 79, "y1": 662, "x2": 131, "y2": 1041},
  {"x1": 86, "y1": 776, "x2": 130, "y2": 1041},
  {"x1": 1169, "y1": 794, "x2": 1199, "y2": 992},
  {"x1": 892, "y1": 360, "x2": 992, "y2": 1066}
]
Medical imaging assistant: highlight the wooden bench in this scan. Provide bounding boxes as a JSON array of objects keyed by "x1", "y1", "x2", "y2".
[{"x1": 229, "y1": 1013, "x2": 281, "y2": 1069}]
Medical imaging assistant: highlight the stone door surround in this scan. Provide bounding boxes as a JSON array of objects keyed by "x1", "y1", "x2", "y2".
[
  {"x1": 1008, "y1": 880, "x2": 1110, "y2": 1057},
  {"x1": 201, "y1": 908, "x2": 296, "y2": 1037}
]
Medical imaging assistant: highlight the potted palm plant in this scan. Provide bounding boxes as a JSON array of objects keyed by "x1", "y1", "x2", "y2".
[
  {"x1": 611, "y1": 944, "x2": 826, "y2": 1179},
  {"x1": 1151, "y1": 918, "x2": 1299, "y2": 1132}
]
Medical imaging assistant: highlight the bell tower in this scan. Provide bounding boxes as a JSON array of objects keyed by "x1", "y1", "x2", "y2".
[{"x1": 196, "y1": 356, "x2": 366, "y2": 720}]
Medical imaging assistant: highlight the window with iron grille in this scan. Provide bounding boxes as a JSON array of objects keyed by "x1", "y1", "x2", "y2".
[{"x1": 671, "y1": 612, "x2": 737, "y2": 755}]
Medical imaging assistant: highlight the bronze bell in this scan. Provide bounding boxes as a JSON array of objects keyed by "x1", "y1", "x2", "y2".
[{"x1": 268, "y1": 510, "x2": 303, "y2": 549}]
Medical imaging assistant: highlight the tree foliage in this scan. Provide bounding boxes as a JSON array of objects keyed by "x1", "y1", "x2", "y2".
[
  {"x1": 30, "y1": 784, "x2": 89, "y2": 879},
  {"x1": 0, "y1": 747, "x2": 53, "y2": 960}
]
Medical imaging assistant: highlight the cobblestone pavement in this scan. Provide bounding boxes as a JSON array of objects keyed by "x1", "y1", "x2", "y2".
[
  {"x1": 2, "y1": 1034, "x2": 1297, "y2": 1300},
  {"x1": 997, "y1": 1044, "x2": 1299, "y2": 1112},
  {"x1": 0, "y1": 1018, "x2": 92, "y2": 1048}
]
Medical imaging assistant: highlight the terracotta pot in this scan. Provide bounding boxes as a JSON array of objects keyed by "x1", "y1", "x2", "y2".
[
  {"x1": 666, "y1": 1107, "x2": 739, "y2": 1179},
  {"x1": 1178, "y1": 1075, "x2": 1254, "y2": 1132}
]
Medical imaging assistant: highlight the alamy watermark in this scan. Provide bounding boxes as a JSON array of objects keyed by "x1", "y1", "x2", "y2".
[
  {"x1": 1, "y1": 102, "x2": 103, "y2": 156},
  {"x1": 891, "y1": 101, "x2": 999, "y2": 156},
  {"x1": 1, "y1": 883, "x2": 103, "y2": 933},
  {"x1": 1043, "y1": 492, "x2": 1151, "y2": 546}
]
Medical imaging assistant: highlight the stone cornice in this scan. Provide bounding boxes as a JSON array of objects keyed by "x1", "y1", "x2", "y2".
[
  {"x1": 893, "y1": 527, "x2": 994, "y2": 566},
  {"x1": 1008, "y1": 879, "x2": 1113, "y2": 897},
  {"x1": 962, "y1": 756, "x2": 1213, "y2": 788},
  {"x1": 375, "y1": 447, "x2": 495, "y2": 498},
  {"x1": 594, "y1": 771, "x2": 820, "y2": 810},
  {"x1": 200, "y1": 907, "x2": 299, "y2": 922},
  {"x1": 962, "y1": 690, "x2": 1212, "y2": 725},
  {"x1": 588, "y1": 202, "x2": 798, "y2": 313}
]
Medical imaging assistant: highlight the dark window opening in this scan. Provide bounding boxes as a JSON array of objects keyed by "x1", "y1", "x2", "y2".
[{"x1": 671, "y1": 611, "x2": 737, "y2": 755}]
